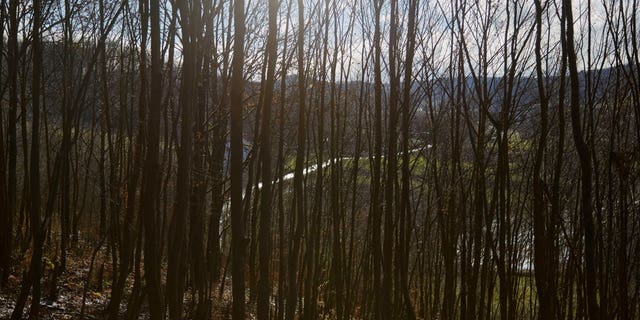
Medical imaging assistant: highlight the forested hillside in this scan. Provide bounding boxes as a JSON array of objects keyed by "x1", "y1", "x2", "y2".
[{"x1": 0, "y1": 0, "x2": 639, "y2": 319}]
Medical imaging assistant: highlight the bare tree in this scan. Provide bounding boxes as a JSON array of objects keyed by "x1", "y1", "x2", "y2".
[
  {"x1": 140, "y1": 0, "x2": 164, "y2": 318},
  {"x1": 563, "y1": 0, "x2": 600, "y2": 318},
  {"x1": 257, "y1": 0, "x2": 279, "y2": 318},
  {"x1": 230, "y1": 0, "x2": 247, "y2": 318}
]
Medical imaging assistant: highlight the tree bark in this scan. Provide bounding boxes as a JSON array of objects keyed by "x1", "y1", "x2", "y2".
[
  {"x1": 230, "y1": 0, "x2": 247, "y2": 318},
  {"x1": 257, "y1": 0, "x2": 279, "y2": 318},
  {"x1": 563, "y1": 0, "x2": 600, "y2": 319},
  {"x1": 140, "y1": 0, "x2": 164, "y2": 318}
]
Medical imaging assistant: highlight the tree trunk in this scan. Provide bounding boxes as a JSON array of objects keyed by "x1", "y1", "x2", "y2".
[
  {"x1": 257, "y1": 0, "x2": 279, "y2": 318},
  {"x1": 371, "y1": 1, "x2": 384, "y2": 318},
  {"x1": 12, "y1": 0, "x2": 43, "y2": 317},
  {"x1": 563, "y1": 1, "x2": 600, "y2": 318},
  {"x1": 230, "y1": 0, "x2": 247, "y2": 318},
  {"x1": 286, "y1": 1, "x2": 307, "y2": 318},
  {"x1": 140, "y1": 0, "x2": 164, "y2": 318}
]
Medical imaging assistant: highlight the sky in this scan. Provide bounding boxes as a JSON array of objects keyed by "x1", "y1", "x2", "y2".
[{"x1": 265, "y1": 0, "x2": 622, "y2": 80}]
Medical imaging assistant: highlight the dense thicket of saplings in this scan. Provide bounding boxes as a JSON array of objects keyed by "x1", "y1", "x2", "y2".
[{"x1": 0, "y1": 0, "x2": 639, "y2": 319}]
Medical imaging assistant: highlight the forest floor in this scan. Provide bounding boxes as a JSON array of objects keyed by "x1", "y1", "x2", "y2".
[
  {"x1": 0, "y1": 240, "x2": 241, "y2": 319},
  {"x1": 0, "y1": 248, "x2": 113, "y2": 319}
]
